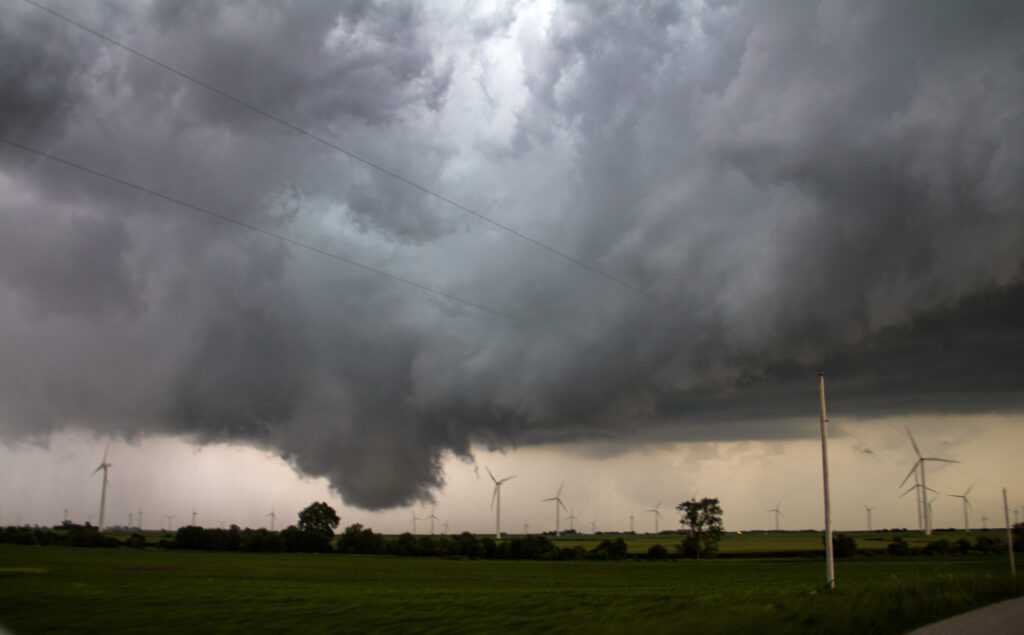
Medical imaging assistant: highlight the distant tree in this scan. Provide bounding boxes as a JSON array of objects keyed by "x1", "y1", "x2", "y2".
[
  {"x1": 887, "y1": 535, "x2": 911, "y2": 556},
  {"x1": 297, "y1": 502, "x2": 340, "y2": 537},
  {"x1": 676, "y1": 497, "x2": 723, "y2": 560},
  {"x1": 828, "y1": 532, "x2": 857, "y2": 558},
  {"x1": 647, "y1": 544, "x2": 668, "y2": 560}
]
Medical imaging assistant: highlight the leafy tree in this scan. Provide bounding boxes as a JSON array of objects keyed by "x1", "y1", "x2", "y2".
[
  {"x1": 828, "y1": 532, "x2": 857, "y2": 558},
  {"x1": 297, "y1": 501, "x2": 340, "y2": 537},
  {"x1": 647, "y1": 544, "x2": 668, "y2": 560},
  {"x1": 676, "y1": 497, "x2": 723, "y2": 560}
]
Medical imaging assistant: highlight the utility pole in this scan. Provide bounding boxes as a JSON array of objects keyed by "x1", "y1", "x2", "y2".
[
  {"x1": 1004, "y1": 489, "x2": 1016, "y2": 577},
  {"x1": 818, "y1": 372, "x2": 835, "y2": 589}
]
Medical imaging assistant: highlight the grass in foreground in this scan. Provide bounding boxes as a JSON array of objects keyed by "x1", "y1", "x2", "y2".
[{"x1": 0, "y1": 545, "x2": 1019, "y2": 634}]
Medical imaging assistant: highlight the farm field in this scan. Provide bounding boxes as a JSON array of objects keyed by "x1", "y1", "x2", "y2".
[{"x1": 0, "y1": 544, "x2": 1019, "y2": 634}]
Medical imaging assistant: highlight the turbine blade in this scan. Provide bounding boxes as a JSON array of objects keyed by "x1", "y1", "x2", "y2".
[
  {"x1": 556, "y1": 482, "x2": 564, "y2": 497},
  {"x1": 899, "y1": 461, "x2": 920, "y2": 488},
  {"x1": 542, "y1": 497, "x2": 556, "y2": 502},
  {"x1": 964, "y1": 484, "x2": 974, "y2": 497},
  {"x1": 485, "y1": 466, "x2": 496, "y2": 483},
  {"x1": 500, "y1": 475, "x2": 517, "y2": 484},
  {"x1": 558, "y1": 499, "x2": 568, "y2": 512},
  {"x1": 924, "y1": 458, "x2": 959, "y2": 464},
  {"x1": 905, "y1": 427, "x2": 922, "y2": 458}
]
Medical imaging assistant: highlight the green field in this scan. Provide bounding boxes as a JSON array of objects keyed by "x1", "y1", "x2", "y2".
[{"x1": 1, "y1": 542, "x2": 1020, "y2": 634}]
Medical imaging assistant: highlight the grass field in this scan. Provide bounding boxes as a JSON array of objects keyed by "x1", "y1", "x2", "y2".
[{"x1": 1, "y1": 542, "x2": 1020, "y2": 634}]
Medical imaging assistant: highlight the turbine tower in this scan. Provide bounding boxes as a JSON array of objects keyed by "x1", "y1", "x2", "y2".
[
  {"x1": 767, "y1": 501, "x2": 783, "y2": 531},
  {"x1": 900, "y1": 427, "x2": 958, "y2": 535},
  {"x1": 647, "y1": 501, "x2": 662, "y2": 533},
  {"x1": 93, "y1": 444, "x2": 112, "y2": 532},
  {"x1": 947, "y1": 484, "x2": 974, "y2": 532},
  {"x1": 191, "y1": 510, "x2": 198, "y2": 526},
  {"x1": 865, "y1": 505, "x2": 873, "y2": 531},
  {"x1": 542, "y1": 483, "x2": 568, "y2": 535},
  {"x1": 266, "y1": 508, "x2": 276, "y2": 531},
  {"x1": 486, "y1": 467, "x2": 516, "y2": 540},
  {"x1": 138, "y1": 507, "x2": 143, "y2": 530},
  {"x1": 165, "y1": 514, "x2": 175, "y2": 531},
  {"x1": 629, "y1": 514, "x2": 634, "y2": 533}
]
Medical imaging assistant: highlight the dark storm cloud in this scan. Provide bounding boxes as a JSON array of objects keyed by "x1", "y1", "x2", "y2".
[{"x1": 0, "y1": 1, "x2": 1021, "y2": 508}]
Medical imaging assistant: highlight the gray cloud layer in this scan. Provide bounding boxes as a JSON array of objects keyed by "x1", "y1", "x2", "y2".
[{"x1": 1, "y1": 0, "x2": 1022, "y2": 508}]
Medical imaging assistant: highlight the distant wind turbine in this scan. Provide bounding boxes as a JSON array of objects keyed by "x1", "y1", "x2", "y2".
[
  {"x1": 442, "y1": 521, "x2": 449, "y2": 534},
  {"x1": 165, "y1": 514, "x2": 175, "y2": 531},
  {"x1": 981, "y1": 514, "x2": 989, "y2": 530},
  {"x1": 129, "y1": 512, "x2": 134, "y2": 527},
  {"x1": 138, "y1": 507, "x2": 143, "y2": 530},
  {"x1": 93, "y1": 444, "x2": 112, "y2": 531},
  {"x1": 411, "y1": 512, "x2": 421, "y2": 534},
  {"x1": 900, "y1": 427, "x2": 958, "y2": 536},
  {"x1": 523, "y1": 522, "x2": 529, "y2": 535},
  {"x1": 426, "y1": 509, "x2": 441, "y2": 535},
  {"x1": 542, "y1": 483, "x2": 568, "y2": 535},
  {"x1": 486, "y1": 467, "x2": 516, "y2": 540},
  {"x1": 191, "y1": 510, "x2": 198, "y2": 526},
  {"x1": 647, "y1": 501, "x2": 662, "y2": 533},
  {"x1": 266, "y1": 508, "x2": 276, "y2": 531},
  {"x1": 948, "y1": 484, "x2": 974, "y2": 532},
  {"x1": 767, "y1": 501, "x2": 783, "y2": 532},
  {"x1": 629, "y1": 514, "x2": 634, "y2": 533},
  {"x1": 565, "y1": 510, "x2": 578, "y2": 532},
  {"x1": 865, "y1": 505, "x2": 873, "y2": 531},
  {"x1": 588, "y1": 519, "x2": 598, "y2": 534}
]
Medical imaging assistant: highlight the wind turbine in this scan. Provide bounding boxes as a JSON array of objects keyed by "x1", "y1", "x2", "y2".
[
  {"x1": 191, "y1": 510, "x2": 198, "y2": 526},
  {"x1": 138, "y1": 507, "x2": 143, "y2": 530},
  {"x1": 486, "y1": 467, "x2": 516, "y2": 540},
  {"x1": 129, "y1": 512, "x2": 134, "y2": 527},
  {"x1": 767, "y1": 501, "x2": 783, "y2": 531},
  {"x1": 901, "y1": 481, "x2": 938, "y2": 530},
  {"x1": 426, "y1": 509, "x2": 440, "y2": 535},
  {"x1": 266, "y1": 508, "x2": 276, "y2": 531},
  {"x1": 411, "y1": 512, "x2": 421, "y2": 534},
  {"x1": 93, "y1": 444, "x2": 112, "y2": 531},
  {"x1": 629, "y1": 514, "x2": 634, "y2": 533},
  {"x1": 588, "y1": 519, "x2": 598, "y2": 534},
  {"x1": 647, "y1": 501, "x2": 662, "y2": 533},
  {"x1": 165, "y1": 514, "x2": 175, "y2": 531},
  {"x1": 442, "y1": 520, "x2": 449, "y2": 534},
  {"x1": 565, "y1": 510, "x2": 579, "y2": 532},
  {"x1": 542, "y1": 483, "x2": 568, "y2": 535},
  {"x1": 947, "y1": 484, "x2": 974, "y2": 532},
  {"x1": 523, "y1": 522, "x2": 529, "y2": 535},
  {"x1": 900, "y1": 427, "x2": 958, "y2": 536},
  {"x1": 865, "y1": 505, "x2": 873, "y2": 531},
  {"x1": 981, "y1": 514, "x2": 989, "y2": 530}
]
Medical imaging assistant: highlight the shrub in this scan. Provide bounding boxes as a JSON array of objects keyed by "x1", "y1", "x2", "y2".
[{"x1": 647, "y1": 544, "x2": 668, "y2": 560}]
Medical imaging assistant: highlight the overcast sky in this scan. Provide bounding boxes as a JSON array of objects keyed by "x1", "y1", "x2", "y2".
[{"x1": 1, "y1": 0, "x2": 1022, "y2": 534}]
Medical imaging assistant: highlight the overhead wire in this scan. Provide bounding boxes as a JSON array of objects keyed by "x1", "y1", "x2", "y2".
[
  {"x1": 0, "y1": 136, "x2": 590, "y2": 348},
  {"x1": 18, "y1": 0, "x2": 666, "y2": 306}
]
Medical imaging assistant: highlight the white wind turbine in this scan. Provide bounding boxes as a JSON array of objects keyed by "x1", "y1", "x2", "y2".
[
  {"x1": 191, "y1": 510, "x2": 199, "y2": 526},
  {"x1": 629, "y1": 514, "x2": 634, "y2": 533},
  {"x1": 266, "y1": 508, "x2": 276, "y2": 531},
  {"x1": 647, "y1": 501, "x2": 662, "y2": 533},
  {"x1": 426, "y1": 509, "x2": 440, "y2": 535},
  {"x1": 948, "y1": 484, "x2": 974, "y2": 532},
  {"x1": 588, "y1": 519, "x2": 598, "y2": 534},
  {"x1": 900, "y1": 481, "x2": 938, "y2": 530},
  {"x1": 981, "y1": 514, "x2": 988, "y2": 530},
  {"x1": 487, "y1": 467, "x2": 516, "y2": 540},
  {"x1": 865, "y1": 505, "x2": 873, "y2": 531},
  {"x1": 565, "y1": 510, "x2": 579, "y2": 532},
  {"x1": 442, "y1": 520, "x2": 449, "y2": 534},
  {"x1": 165, "y1": 514, "x2": 175, "y2": 531},
  {"x1": 900, "y1": 427, "x2": 958, "y2": 535},
  {"x1": 767, "y1": 501, "x2": 783, "y2": 531},
  {"x1": 541, "y1": 483, "x2": 568, "y2": 535},
  {"x1": 93, "y1": 444, "x2": 112, "y2": 532},
  {"x1": 411, "y1": 512, "x2": 421, "y2": 534}
]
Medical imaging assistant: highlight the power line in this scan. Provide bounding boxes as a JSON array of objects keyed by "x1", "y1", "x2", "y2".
[
  {"x1": 0, "y1": 136, "x2": 591, "y2": 347},
  {"x1": 19, "y1": 0, "x2": 665, "y2": 305}
]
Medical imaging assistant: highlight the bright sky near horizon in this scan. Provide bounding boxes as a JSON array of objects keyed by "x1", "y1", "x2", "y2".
[{"x1": 1, "y1": 1, "x2": 1022, "y2": 534}]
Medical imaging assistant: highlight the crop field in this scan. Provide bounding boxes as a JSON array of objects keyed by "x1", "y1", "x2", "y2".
[{"x1": 1, "y1": 542, "x2": 1020, "y2": 634}]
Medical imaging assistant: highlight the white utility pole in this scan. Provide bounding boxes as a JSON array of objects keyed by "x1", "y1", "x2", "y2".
[{"x1": 818, "y1": 372, "x2": 835, "y2": 589}]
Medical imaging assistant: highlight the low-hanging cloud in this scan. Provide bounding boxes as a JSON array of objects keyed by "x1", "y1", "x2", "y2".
[{"x1": 0, "y1": 0, "x2": 1021, "y2": 508}]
